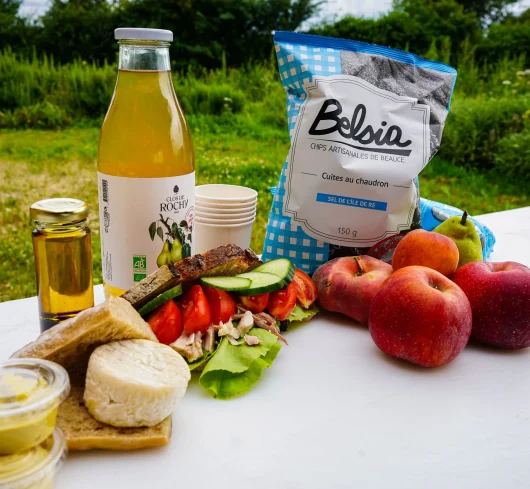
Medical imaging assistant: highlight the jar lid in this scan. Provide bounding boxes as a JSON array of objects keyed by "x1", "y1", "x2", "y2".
[
  {"x1": 30, "y1": 198, "x2": 88, "y2": 224},
  {"x1": 0, "y1": 429, "x2": 67, "y2": 488},
  {"x1": 0, "y1": 359, "x2": 70, "y2": 420},
  {"x1": 115, "y1": 28, "x2": 173, "y2": 42}
]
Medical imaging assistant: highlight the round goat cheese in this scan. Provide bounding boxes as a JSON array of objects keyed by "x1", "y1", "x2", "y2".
[{"x1": 84, "y1": 339, "x2": 190, "y2": 428}]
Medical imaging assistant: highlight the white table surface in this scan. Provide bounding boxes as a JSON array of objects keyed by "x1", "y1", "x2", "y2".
[{"x1": 1, "y1": 207, "x2": 530, "y2": 489}]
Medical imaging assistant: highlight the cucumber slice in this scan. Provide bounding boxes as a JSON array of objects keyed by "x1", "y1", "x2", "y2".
[
  {"x1": 200, "y1": 276, "x2": 252, "y2": 292},
  {"x1": 236, "y1": 272, "x2": 285, "y2": 296},
  {"x1": 252, "y1": 258, "x2": 295, "y2": 286},
  {"x1": 138, "y1": 285, "x2": 183, "y2": 317}
]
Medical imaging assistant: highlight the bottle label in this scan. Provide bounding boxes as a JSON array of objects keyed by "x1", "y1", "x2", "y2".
[{"x1": 98, "y1": 172, "x2": 195, "y2": 291}]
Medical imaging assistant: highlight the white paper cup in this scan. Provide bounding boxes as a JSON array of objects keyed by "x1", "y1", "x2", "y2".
[
  {"x1": 196, "y1": 209, "x2": 256, "y2": 220},
  {"x1": 195, "y1": 214, "x2": 255, "y2": 225},
  {"x1": 195, "y1": 220, "x2": 254, "y2": 254},
  {"x1": 195, "y1": 199, "x2": 257, "y2": 210},
  {"x1": 195, "y1": 204, "x2": 257, "y2": 215},
  {"x1": 196, "y1": 184, "x2": 258, "y2": 203}
]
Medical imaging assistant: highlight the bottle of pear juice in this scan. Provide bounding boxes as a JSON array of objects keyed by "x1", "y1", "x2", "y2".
[{"x1": 98, "y1": 28, "x2": 195, "y2": 298}]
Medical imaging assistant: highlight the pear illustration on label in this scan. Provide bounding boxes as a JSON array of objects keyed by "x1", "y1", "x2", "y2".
[
  {"x1": 149, "y1": 214, "x2": 193, "y2": 268},
  {"x1": 170, "y1": 236, "x2": 183, "y2": 262},
  {"x1": 157, "y1": 240, "x2": 170, "y2": 267}
]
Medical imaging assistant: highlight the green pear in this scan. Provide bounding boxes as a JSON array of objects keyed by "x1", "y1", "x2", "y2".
[
  {"x1": 433, "y1": 211, "x2": 482, "y2": 268},
  {"x1": 169, "y1": 237, "x2": 183, "y2": 263},
  {"x1": 156, "y1": 240, "x2": 170, "y2": 267}
]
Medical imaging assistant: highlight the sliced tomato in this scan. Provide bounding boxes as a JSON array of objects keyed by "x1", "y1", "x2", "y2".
[
  {"x1": 203, "y1": 285, "x2": 236, "y2": 325},
  {"x1": 267, "y1": 282, "x2": 297, "y2": 320},
  {"x1": 180, "y1": 285, "x2": 212, "y2": 334},
  {"x1": 292, "y1": 268, "x2": 318, "y2": 308},
  {"x1": 240, "y1": 293, "x2": 269, "y2": 314},
  {"x1": 147, "y1": 299, "x2": 182, "y2": 345}
]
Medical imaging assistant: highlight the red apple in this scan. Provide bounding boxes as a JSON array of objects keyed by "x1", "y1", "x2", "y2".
[
  {"x1": 452, "y1": 261, "x2": 530, "y2": 349},
  {"x1": 369, "y1": 266, "x2": 472, "y2": 367},
  {"x1": 312, "y1": 255, "x2": 393, "y2": 325}
]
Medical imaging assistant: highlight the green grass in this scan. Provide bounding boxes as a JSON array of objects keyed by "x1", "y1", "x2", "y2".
[{"x1": 1, "y1": 125, "x2": 530, "y2": 302}]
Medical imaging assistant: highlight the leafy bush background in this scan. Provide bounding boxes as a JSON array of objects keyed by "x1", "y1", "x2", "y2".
[{"x1": 1, "y1": 46, "x2": 529, "y2": 184}]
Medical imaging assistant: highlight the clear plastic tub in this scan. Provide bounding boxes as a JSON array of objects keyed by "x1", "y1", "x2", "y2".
[
  {"x1": 0, "y1": 359, "x2": 70, "y2": 455},
  {"x1": 0, "y1": 428, "x2": 67, "y2": 489}
]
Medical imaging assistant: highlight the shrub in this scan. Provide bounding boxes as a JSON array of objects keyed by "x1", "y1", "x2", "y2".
[
  {"x1": 178, "y1": 83, "x2": 245, "y2": 116},
  {"x1": 0, "y1": 50, "x2": 115, "y2": 120},
  {"x1": 475, "y1": 23, "x2": 530, "y2": 65},
  {"x1": 493, "y1": 128, "x2": 530, "y2": 183},
  {"x1": 0, "y1": 102, "x2": 71, "y2": 129},
  {"x1": 439, "y1": 94, "x2": 530, "y2": 169}
]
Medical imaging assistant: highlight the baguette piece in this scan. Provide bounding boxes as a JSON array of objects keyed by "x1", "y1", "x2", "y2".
[
  {"x1": 123, "y1": 245, "x2": 261, "y2": 310},
  {"x1": 12, "y1": 296, "x2": 157, "y2": 374},
  {"x1": 58, "y1": 385, "x2": 172, "y2": 451}
]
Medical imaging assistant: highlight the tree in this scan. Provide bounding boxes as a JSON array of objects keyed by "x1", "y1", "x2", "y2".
[
  {"x1": 117, "y1": 0, "x2": 321, "y2": 69},
  {"x1": 311, "y1": 0, "x2": 480, "y2": 61},
  {"x1": 4, "y1": 0, "x2": 320, "y2": 67},
  {"x1": 0, "y1": 0, "x2": 39, "y2": 54},
  {"x1": 502, "y1": 6, "x2": 530, "y2": 24},
  {"x1": 39, "y1": 0, "x2": 116, "y2": 64},
  {"x1": 394, "y1": 0, "x2": 480, "y2": 51},
  {"x1": 0, "y1": 0, "x2": 21, "y2": 43},
  {"x1": 452, "y1": 0, "x2": 519, "y2": 23}
]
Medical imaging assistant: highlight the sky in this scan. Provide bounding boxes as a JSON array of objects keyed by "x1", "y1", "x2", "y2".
[
  {"x1": 18, "y1": 0, "x2": 530, "y2": 20},
  {"x1": 18, "y1": 0, "x2": 393, "y2": 19}
]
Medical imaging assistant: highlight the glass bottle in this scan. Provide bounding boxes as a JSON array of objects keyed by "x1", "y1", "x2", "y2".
[
  {"x1": 30, "y1": 198, "x2": 94, "y2": 332},
  {"x1": 98, "y1": 28, "x2": 195, "y2": 298}
]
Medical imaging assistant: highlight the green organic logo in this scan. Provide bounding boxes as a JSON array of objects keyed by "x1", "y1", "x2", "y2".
[{"x1": 133, "y1": 255, "x2": 146, "y2": 279}]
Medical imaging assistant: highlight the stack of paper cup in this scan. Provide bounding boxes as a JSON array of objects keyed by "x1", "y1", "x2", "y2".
[{"x1": 195, "y1": 184, "x2": 258, "y2": 253}]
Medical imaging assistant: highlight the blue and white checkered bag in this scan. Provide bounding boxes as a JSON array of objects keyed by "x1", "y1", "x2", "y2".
[{"x1": 262, "y1": 32, "x2": 495, "y2": 273}]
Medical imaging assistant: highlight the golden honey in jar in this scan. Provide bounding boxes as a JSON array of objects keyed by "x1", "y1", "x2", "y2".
[
  {"x1": 31, "y1": 198, "x2": 94, "y2": 332},
  {"x1": 98, "y1": 28, "x2": 195, "y2": 298}
]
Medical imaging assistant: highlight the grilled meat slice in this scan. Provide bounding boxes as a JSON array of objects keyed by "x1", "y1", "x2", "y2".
[{"x1": 122, "y1": 245, "x2": 260, "y2": 310}]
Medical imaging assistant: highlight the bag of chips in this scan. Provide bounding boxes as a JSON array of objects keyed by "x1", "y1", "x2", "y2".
[{"x1": 262, "y1": 31, "x2": 461, "y2": 272}]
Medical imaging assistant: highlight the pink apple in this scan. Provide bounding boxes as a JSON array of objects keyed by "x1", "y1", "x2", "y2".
[
  {"x1": 369, "y1": 266, "x2": 472, "y2": 367},
  {"x1": 312, "y1": 255, "x2": 393, "y2": 325},
  {"x1": 452, "y1": 261, "x2": 530, "y2": 349}
]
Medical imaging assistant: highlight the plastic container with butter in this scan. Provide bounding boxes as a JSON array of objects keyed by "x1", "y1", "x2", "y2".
[
  {"x1": 0, "y1": 428, "x2": 67, "y2": 489},
  {"x1": 0, "y1": 359, "x2": 70, "y2": 455}
]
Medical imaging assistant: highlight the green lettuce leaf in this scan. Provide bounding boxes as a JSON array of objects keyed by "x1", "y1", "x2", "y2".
[
  {"x1": 199, "y1": 328, "x2": 281, "y2": 399},
  {"x1": 288, "y1": 303, "x2": 319, "y2": 323}
]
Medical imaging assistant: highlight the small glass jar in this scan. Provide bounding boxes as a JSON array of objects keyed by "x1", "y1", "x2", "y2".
[{"x1": 30, "y1": 198, "x2": 94, "y2": 332}]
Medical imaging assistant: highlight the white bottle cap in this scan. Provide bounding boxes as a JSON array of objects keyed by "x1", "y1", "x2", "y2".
[{"x1": 115, "y1": 28, "x2": 173, "y2": 42}]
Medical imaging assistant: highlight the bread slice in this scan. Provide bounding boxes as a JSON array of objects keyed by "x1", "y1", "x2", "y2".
[
  {"x1": 122, "y1": 244, "x2": 261, "y2": 310},
  {"x1": 12, "y1": 296, "x2": 157, "y2": 374},
  {"x1": 58, "y1": 385, "x2": 171, "y2": 451}
]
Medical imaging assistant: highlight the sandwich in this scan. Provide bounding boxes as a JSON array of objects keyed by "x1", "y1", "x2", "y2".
[{"x1": 12, "y1": 245, "x2": 319, "y2": 451}]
